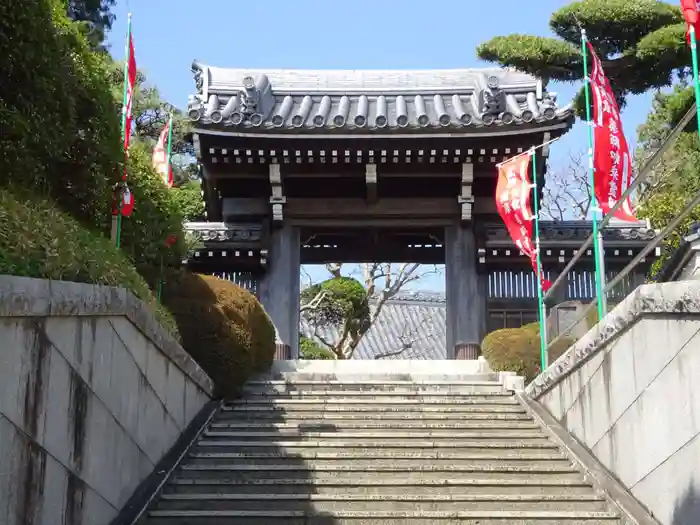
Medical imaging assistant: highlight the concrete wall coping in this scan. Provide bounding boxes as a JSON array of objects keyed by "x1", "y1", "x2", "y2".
[
  {"x1": 0, "y1": 275, "x2": 214, "y2": 396},
  {"x1": 526, "y1": 280, "x2": 700, "y2": 399}
]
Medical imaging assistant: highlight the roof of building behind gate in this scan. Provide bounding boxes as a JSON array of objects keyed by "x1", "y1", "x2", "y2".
[
  {"x1": 187, "y1": 62, "x2": 574, "y2": 136},
  {"x1": 301, "y1": 291, "x2": 447, "y2": 360}
]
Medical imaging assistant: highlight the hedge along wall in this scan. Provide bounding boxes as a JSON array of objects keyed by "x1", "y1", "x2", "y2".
[{"x1": 0, "y1": 0, "x2": 121, "y2": 229}]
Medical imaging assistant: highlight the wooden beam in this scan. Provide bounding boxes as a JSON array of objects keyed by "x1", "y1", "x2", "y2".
[
  {"x1": 285, "y1": 197, "x2": 496, "y2": 219},
  {"x1": 269, "y1": 163, "x2": 285, "y2": 222},
  {"x1": 458, "y1": 163, "x2": 475, "y2": 222},
  {"x1": 365, "y1": 164, "x2": 378, "y2": 203}
]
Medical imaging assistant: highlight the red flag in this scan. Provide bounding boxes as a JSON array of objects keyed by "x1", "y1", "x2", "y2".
[
  {"x1": 121, "y1": 185, "x2": 135, "y2": 217},
  {"x1": 495, "y1": 154, "x2": 552, "y2": 292},
  {"x1": 588, "y1": 42, "x2": 637, "y2": 222},
  {"x1": 123, "y1": 33, "x2": 137, "y2": 153},
  {"x1": 153, "y1": 120, "x2": 173, "y2": 187},
  {"x1": 681, "y1": 0, "x2": 700, "y2": 43}
]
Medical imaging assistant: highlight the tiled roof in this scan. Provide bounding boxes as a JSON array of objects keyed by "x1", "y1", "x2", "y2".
[
  {"x1": 301, "y1": 291, "x2": 447, "y2": 360},
  {"x1": 187, "y1": 63, "x2": 574, "y2": 135}
]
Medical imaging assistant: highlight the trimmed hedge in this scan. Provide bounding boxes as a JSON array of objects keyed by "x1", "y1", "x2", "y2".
[
  {"x1": 0, "y1": 188, "x2": 179, "y2": 336},
  {"x1": 481, "y1": 322, "x2": 574, "y2": 383},
  {"x1": 162, "y1": 273, "x2": 276, "y2": 397}
]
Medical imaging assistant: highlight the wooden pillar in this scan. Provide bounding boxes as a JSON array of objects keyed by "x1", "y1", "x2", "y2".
[
  {"x1": 445, "y1": 225, "x2": 485, "y2": 360},
  {"x1": 258, "y1": 225, "x2": 300, "y2": 359}
]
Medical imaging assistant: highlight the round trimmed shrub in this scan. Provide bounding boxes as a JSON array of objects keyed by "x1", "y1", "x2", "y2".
[
  {"x1": 162, "y1": 273, "x2": 276, "y2": 397},
  {"x1": 481, "y1": 322, "x2": 574, "y2": 383}
]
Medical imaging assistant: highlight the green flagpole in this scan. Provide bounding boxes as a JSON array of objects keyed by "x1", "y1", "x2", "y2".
[
  {"x1": 166, "y1": 113, "x2": 174, "y2": 185},
  {"x1": 114, "y1": 12, "x2": 132, "y2": 249},
  {"x1": 581, "y1": 28, "x2": 607, "y2": 322},
  {"x1": 531, "y1": 149, "x2": 548, "y2": 371},
  {"x1": 690, "y1": 25, "x2": 700, "y2": 143},
  {"x1": 156, "y1": 114, "x2": 174, "y2": 302}
]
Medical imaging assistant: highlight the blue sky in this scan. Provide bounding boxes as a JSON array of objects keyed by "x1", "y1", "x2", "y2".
[{"x1": 108, "y1": 0, "x2": 654, "y2": 292}]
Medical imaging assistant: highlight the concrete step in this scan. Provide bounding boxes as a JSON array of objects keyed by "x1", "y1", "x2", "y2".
[
  {"x1": 187, "y1": 448, "x2": 567, "y2": 461},
  {"x1": 186, "y1": 455, "x2": 574, "y2": 470},
  {"x1": 207, "y1": 420, "x2": 541, "y2": 431},
  {"x1": 146, "y1": 509, "x2": 621, "y2": 524},
  {"x1": 154, "y1": 493, "x2": 610, "y2": 512},
  {"x1": 215, "y1": 410, "x2": 533, "y2": 421},
  {"x1": 222, "y1": 403, "x2": 528, "y2": 414},
  {"x1": 201, "y1": 429, "x2": 549, "y2": 441},
  {"x1": 193, "y1": 439, "x2": 559, "y2": 450},
  {"x1": 242, "y1": 384, "x2": 506, "y2": 395},
  {"x1": 227, "y1": 394, "x2": 517, "y2": 404},
  {"x1": 172, "y1": 466, "x2": 585, "y2": 483},
  {"x1": 164, "y1": 478, "x2": 599, "y2": 496},
  {"x1": 256, "y1": 372, "x2": 499, "y2": 383},
  {"x1": 245, "y1": 379, "x2": 502, "y2": 387}
]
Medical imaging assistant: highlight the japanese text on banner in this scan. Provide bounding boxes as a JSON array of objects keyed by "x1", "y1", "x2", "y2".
[{"x1": 587, "y1": 42, "x2": 636, "y2": 222}]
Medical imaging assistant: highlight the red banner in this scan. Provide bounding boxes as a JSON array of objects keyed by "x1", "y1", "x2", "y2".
[
  {"x1": 588, "y1": 42, "x2": 636, "y2": 222},
  {"x1": 153, "y1": 120, "x2": 173, "y2": 187},
  {"x1": 681, "y1": 0, "x2": 700, "y2": 42},
  {"x1": 495, "y1": 153, "x2": 551, "y2": 292},
  {"x1": 123, "y1": 33, "x2": 137, "y2": 154}
]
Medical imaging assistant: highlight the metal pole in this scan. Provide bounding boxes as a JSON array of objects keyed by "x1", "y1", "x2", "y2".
[
  {"x1": 581, "y1": 28, "x2": 607, "y2": 322},
  {"x1": 690, "y1": 25, "x2": 700, "y2": 145},
  {"x1": 114, "y1": 12, "x2": 132, "y2": 248},
  {"x1": 596, "y1": 230, "x2": 607, "y2": 315},
  {"x1": 531, "y1": 149, "x2": 548, "y2": 371}
]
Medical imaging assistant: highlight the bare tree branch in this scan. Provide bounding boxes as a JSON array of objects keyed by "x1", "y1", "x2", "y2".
[
  {"x1": 300, "y1": 263, "x2": 443, "y2": 360},
  {"x1": 542, "y1": 149, "x2": 592, "y2": 221},
  {"x1": 373, "y1": 310, "x2": 437, "y2": 359}
]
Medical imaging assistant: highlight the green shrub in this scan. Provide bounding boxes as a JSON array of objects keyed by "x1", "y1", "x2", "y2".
[
  {"x1": 162, "y1": 273, "x2": 276, "y2": 397},
  {"x1": 300, "y1": 337, "x2": 336, "y2": 360},
  {"x1": 119, "y1": 143, "x2": 188, "y2": 273},
  {"x1": 0, "y1": 0, "x2": 121, "y2": 229},
  {"x1": 301, "y1": 276, "x2": 370, "y2": 330},
  {"x1": 481, "y1": 322, "x2": 574, "y2": 383},
  {"x1": 0, "y1": 188, "x2": 178, "y2": 336}
]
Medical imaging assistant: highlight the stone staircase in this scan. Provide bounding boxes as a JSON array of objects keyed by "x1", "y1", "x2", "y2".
[{"x1": 141, "y1": 371, "x2": 629, "y2": 524}]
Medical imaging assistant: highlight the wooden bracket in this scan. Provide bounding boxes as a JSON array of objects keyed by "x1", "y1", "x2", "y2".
[
  {"x1": 269, "y1": 163, "x2": 286, "y2": 222},
  {"x1": 365, "y1": 163, "x2": 378, "y2": 203},
  {"x1": 192, "y1": 133, "x2": 202, "y2": 160},
  {"x1": 458, "y1": 163, "x2": 475, "y2": 222}
]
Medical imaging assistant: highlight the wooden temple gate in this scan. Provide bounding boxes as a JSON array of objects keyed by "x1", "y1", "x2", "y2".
[{"x1": 183, "y1": 63, "x2": 658, "y2": 359}]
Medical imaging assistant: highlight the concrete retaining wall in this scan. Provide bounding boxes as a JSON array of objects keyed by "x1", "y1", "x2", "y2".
[
  {"x1": 0, "y1": 276, "x2": 214, "y2": 525},
  {"x1": 526, "y1": 281, "x2": 700, "y2": 525}
]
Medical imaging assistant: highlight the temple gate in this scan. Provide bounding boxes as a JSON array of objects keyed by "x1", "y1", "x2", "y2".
[{"x1": 183, "y1": 63, "x2": 659, "y2": 359}]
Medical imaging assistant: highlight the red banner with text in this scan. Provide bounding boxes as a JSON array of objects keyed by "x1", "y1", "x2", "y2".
[
  {"x1": 588, "y1": 42, "x2": 636, "y2": 222},
  {"x1": 495, "y1": 153, "x2": 551, "y2": 292}
]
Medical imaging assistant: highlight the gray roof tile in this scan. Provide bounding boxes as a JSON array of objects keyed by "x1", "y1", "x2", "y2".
[
  {"x1": 188, "y1": 64, "x2": 574, "y2": 135},
  {"x1": 301, "y1": 292, "x2": 447, "y2": 360}
]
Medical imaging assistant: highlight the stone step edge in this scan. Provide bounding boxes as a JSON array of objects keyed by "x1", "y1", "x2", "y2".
[
  {"x1": 148, "y1": 510, "x2": 619, "y2": 519},
  {"x1": 159, "y1": 493, "x2": 605, "y2": 502},
  {"x1": 179, "y1": 464, "x2": 578, "y2": 473},
  {"x1": 194, "y1": 440, "x2": 559, "y2": 448},
  {"x1": 189, "y1": 448, "x2": 567, "y2": 461},
  {"x1": 166, "y1": 478, "x2": 592, "y2": 486},
  {"x1": 228, "y1": 394, "x2": 516, "y2": 399},
  {"x1": 203, "y1": 431, "x2": 547, "y2": 438},
  {"x1": 221, "y1": 406, "x2": 526, "y2": 411},
  {"x1": 208, "y1": 423, "x2": 541, "y2": 428}
]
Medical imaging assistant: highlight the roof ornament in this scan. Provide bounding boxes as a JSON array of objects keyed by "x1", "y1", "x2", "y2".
[
  {"x1": 541, "y1": 92, "x2": 558, "y2": 120},
  {"x1": 239, "y1": 74, "x2": 275, "y2": 127},
  {"x1": 478, "y1": 75, "x2": 508, "y2": 126}
]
